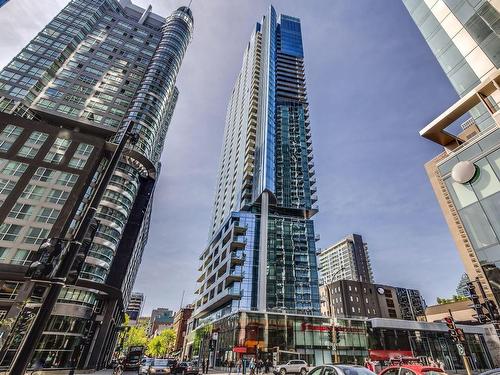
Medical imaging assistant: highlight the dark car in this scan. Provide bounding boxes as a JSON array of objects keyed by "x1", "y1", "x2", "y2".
[
  {"x1": 308, "y1": 365, "x2": 376, "y2": 375},
  {"x1": 174, "y1": 361, "x2": 200, "y2": 375},
  {"x1": 148, "y1": 358, "x2": 177, "y2": 374}
]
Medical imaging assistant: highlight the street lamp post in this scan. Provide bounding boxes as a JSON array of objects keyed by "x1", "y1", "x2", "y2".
[{"x1": 9, "y1": 121, "x2": 138, "y2": 375}]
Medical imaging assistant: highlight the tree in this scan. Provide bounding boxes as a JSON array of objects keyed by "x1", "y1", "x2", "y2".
[
  {"x1": 148, "y1": 335, "x2": 166, "y2": 358},
  {"x1": 123, "y1": 325, "x2": 148, "y2": 352},
  {"x1": 146, "y1": 328, "x2": 176, "y2": 358}
]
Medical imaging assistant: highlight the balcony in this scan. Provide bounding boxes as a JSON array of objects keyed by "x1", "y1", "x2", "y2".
[
  {"x1": 230, "y1": 251, "x2": 246, "y2": 265},
  {"x1": 231, "y1": 236, "x2": 247, "y2": 250}
]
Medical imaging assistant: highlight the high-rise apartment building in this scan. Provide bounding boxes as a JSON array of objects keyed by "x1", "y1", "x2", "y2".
[
  {"x1": 456, "y1": 272, "x2": 471, "y2": 297},
  {"x1": 186, "y1": 5, "x2": 330, "y2": 366},
  {"x1": 318, "y1": 234, "x2": 374, "y2": 285},
  {"x1": 126, "y1": 291, "x2": 144, "y2": 324},
  {"x1": 402, "y1": 0, "x2": 500, "y2": 308},
  {"x1": 0, "y1": 0, "x2": 192, "y2": 369},
  {"x1": 194, "y1": 5, "x2": 319, "y2": 320}
]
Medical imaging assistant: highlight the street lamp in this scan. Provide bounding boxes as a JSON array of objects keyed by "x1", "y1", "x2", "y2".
[{"x1": 9, "y1": 121, "x2": 138, "y2": 375}]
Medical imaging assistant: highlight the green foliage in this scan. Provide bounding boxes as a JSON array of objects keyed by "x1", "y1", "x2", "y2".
[
  {"x1": 124, "y1": 325, "x2": 148, "y2": 352},
  {"x1": 193, "y1": 324, "x2": 212, "y2": 356},
  {"x1": 146, "y1": 328, "x2": 177, "y2": 358},
  {"x1": 436, "y1": 295, "x2": 468, "y2": 305}
]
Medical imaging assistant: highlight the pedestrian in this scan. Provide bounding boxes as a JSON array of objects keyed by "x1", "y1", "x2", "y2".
[
  {"x1": 249, "y1": 358, "x2": 256, "y2": 375},
  {"x1": 237, "y1": 359, "x2": 242, "y2": 375},
  {"x1": 265, "y1": 359, "x2": 271, "y2": 374},
  {"x1": 229, "y1": 360, "x2": 234, "y2": 375},
  {"x1": 204, "y1": 358, "x2": 209, "y2": 374}
]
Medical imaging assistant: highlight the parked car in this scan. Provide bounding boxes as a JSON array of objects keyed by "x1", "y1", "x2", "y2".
[
  {"x1": 379, "y1": 365, "x2": 447, "y2": 375},
  {"x1": 307, "y1": 365, "x2": 376, "y2": 375},
  {"x1": 147, "y1": 358, "x2": 177, "y2": 374},
  {"x1": 274, "y1": 360, "x2": 310, "y2": 375},
  {"x1": 479, "y1": 370, "x2": 500, "y2": 375},
  {"x1": 173, "y1": 361, "x2": 200, "y2": 375},
  {"x1": 139, "y1": 358, "x2": 154, "y2": 375}
]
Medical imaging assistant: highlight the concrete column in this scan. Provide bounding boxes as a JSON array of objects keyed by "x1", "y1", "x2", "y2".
[{"x1": 258, "y1": 191, "x2": 269, "y2": 312}]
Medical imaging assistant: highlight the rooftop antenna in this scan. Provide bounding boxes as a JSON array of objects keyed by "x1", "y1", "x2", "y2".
[{"x1": 187, "y1": 0, "x2": 192, "y2": 8}]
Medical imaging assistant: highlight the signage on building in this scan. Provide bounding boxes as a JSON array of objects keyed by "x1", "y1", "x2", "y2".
[
  {"x1": 233, "y1": 346, "x2": 247, "y2": 353},
  {"x1": 301, "y1": 323, "x2": 330, "y2": 332},
  {"x1": 300, "y1": 323, "x2": 365, "y2": 333}
]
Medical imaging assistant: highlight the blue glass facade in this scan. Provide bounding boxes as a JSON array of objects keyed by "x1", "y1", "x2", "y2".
[{"x1": 194, "y1": 6, "x2": 320, "y2": 324}]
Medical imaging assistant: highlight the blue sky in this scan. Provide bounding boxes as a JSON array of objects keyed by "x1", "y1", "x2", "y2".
[{"x1": 0, "y1": 0, "x2": 465, "y2": 315}]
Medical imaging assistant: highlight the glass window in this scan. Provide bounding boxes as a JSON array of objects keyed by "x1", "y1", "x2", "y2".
[
  {"x1": 0, "y1": 125, "x2": 23, "y2": 152},
  {"x1": 36, "y1": 207, "x2": 60, "y2": 224},
  {"x1": 21, "y1": 185, "x2": 46, "y2": 201},
  {"x1": 400, "y1": 369, "x2": 417, "y2": 375},
  {"x1": 8, "y1": 203, "x2": 34, "y2": 220},
  {"x1": 44, "y1": 137, "x2": 71, "y2": 164},
  {"x1": 445, "y1": 177, "x2": 477, "y2": 209},
  {"x1": 1, "y1": 160, "x2": 28, "y2": 176},
  {"x1": 482, "y1": 192, "x2": 500, "y2": 240},
  {"x1": 11, "y1": 249, "x2": 30, "y2": 265},
  {"x1": 471, "y1": 159, "x2": 500, "y2": 199},
  {"x1": 23, "y1": 227, "x2": 49, "y2": 244},
  {"x1": 56, "y1": 172, "x2": 78, "y2": 187},
  {"x1": 33, "y1": 167, "x2": 56, "y2": 183},
  {"x1": 308, "y1": 367, "x2": 323, "y2": 375},
  {"x1": 459, "y1": 202, "x2": 498, "y2": 250},
  {"x1": 47, "y1": 189, "x2": 69, "y2": 205},
  {"x1": 0, "y1": 223, "x2": 22, "y2": 241},
  {"x1": 323, "y1": 367, "x2": 337, "y2": 375},
  {"x1": 0, "y1": 179, "x2": 15, "y2": 195},
  {"x1": 488, "y1": 149, "x2": 500, "y2": 180}
]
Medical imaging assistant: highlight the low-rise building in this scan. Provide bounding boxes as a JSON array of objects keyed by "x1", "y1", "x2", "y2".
[
  {"x1": 320, "y1": 280, "x2": 425, "y2": 321},
  {"x1": 173, "y1": 305, "x2": 194, "y2": 354}
]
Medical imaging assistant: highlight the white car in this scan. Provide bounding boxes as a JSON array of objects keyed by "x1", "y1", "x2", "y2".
[
  {"x1": 274, "y1": 360, "x2": 310, "y2": 375},
  {"x1": 308, "y1": 365, "x2": 376, "y2": 375}
]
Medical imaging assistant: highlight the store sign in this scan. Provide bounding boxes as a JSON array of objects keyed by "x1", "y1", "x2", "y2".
[
  {"x1": 301, "y1": 323, "x2": 330, "y2": 332},
  {"x1": 233, "y1": 346, "x2": 248, "y2": 353},
  {"x1": 334, "y1": 326, "x2": 365, "y2": 333}
]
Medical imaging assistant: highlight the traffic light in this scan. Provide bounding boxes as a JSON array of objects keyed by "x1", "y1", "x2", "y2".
[
  {"x1": 444, "y1": 316, "x2": 459, "y2": 343},
  {"x1": 66, "y1": 219, "x2": 100, "y2": 284},
  {"x1": 334, "y1": 328, "x2": 341, "y2": 344},
  {"x1": 466, "y1": 282, "x2": 487, "y2": 323},
  {"x1": 456, "y1": 328, "x2": 466, "y2": 343},
  {"x1": 25, "y1": 238, "x2": 65, "y2": 281},
  {"x1": 328, "y1": 328, "x2": 333, "y2": 343}
]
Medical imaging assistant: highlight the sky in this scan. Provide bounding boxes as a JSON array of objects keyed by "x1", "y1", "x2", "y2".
[{"x1": 0, "y1": 0, "x2": 466, "y2": 316}]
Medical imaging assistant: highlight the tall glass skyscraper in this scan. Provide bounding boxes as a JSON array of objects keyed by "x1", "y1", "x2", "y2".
[
  {"x1": 194, "y1": 6, "x2": 320, "y2": 324},
  {"x1": 402, "y1": 1, "x2": 500, "y2": 311},
  {"x1": 0, "y1": 0, "x2": 192, "y2": 369}
]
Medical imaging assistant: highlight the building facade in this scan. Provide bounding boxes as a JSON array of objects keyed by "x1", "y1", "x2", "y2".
[
  {"x1": 173, "y1": 305, "x2": 194, "y2": 353},
  {"x1": 402, "y1": 0, "x2": 500, "y2": 308},
  {"x1": 183, "y1": 311, "x2": 494, "y2": 369},
  {"x1": 0, "y1": 0, "x2": 193, "y2": 369},
  {"x1": 320, "y1": 280, "x2": 426, "y2": 321},
  {"x1": 456, "y1": 272, "x2": 471, "y2": 297},
  {"x1": 125, "y1": 292, "x2": 144, "y2": 324},
  {"x1": 149, "y1": 307, "x2": 174, "y2": 336},
  {"x1": 193, "y1": 6, "x2": 320, "y2": 323},
  {"x1": 318, "y1": 234, "x2": 374, "y2": 285}
]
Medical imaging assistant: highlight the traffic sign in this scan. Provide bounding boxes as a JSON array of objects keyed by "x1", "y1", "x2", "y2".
[{"x1": 456, "y1": 343, "x2": 465, "y2": 356}]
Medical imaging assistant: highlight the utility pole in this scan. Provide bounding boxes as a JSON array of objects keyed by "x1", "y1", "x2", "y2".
[{"x1": 9, "y1": 121, "x2": 137, "y2": 375}]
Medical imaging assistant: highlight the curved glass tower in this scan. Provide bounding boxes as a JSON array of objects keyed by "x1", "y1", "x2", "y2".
[{"x1": 0, "y1": 0, "x2": 192, "y2": 369}]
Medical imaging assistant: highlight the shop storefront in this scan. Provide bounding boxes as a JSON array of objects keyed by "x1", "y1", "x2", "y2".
[{"x1": 367, "y1": 318, "x2": 494, "y2": 372}]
